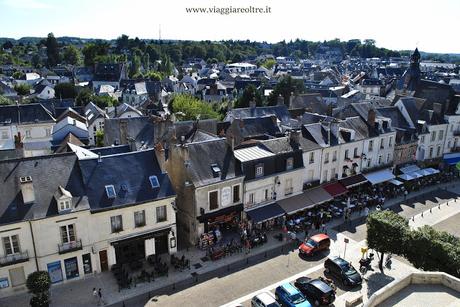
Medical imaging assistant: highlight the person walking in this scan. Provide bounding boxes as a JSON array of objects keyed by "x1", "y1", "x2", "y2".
[
  {"x1": 93, "y1": 288, "x2": 98, "y2": 305},
  {"x1": 98, "y1": 288, "x2": 105, "y2": 305},
  {"x1": 364, "y1": 206, "x2": 369, "y2": 218}
]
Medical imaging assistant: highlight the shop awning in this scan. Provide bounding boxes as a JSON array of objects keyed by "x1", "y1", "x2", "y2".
[
  {"x1": 443, "y1": 153, "x2": 460, "y2": 165},
  {"x1": 305, "y1": 186, "x2": 333, "y2": 205},
  {"x1": 364, "y1": 169, "x2": 395, "y2": 185},
  {"x1": 339, "y1": 174, "x2": 368, "y2": 188},
  {"x1": 400, "y1": 164, "x2": 421, "y2": 174},
  {"x1": 425, "y1": 168, "x2": 440, "y2": 175},
  {"x1": 399, "y1": 173, "x2": 416, "y2": 181},
  {"x1": 197, "y1": 204, "x2": 244, "y2": 223},
  {"x1": 278, "y1": 193, "x2": 315, "y2": 215},
  {"x1": 389, "y1": 179, "x2": 403, "y2": 186},
  {"x1": 245, "y1": 203, "x2": 285, "y2": 224},
  {"x1": 323, "y1": 182, "x2": 348, "y2": 197},
  {"x1": 409, "y1": 171, "x2": 423, "y2": 178}
]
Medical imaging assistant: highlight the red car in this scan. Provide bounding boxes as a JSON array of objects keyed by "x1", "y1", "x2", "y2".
[{"x1": 299, "y1": 233, "x2": 330, "y2": 256}]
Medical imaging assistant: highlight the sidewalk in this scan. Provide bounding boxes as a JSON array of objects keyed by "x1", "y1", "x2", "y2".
[{"x1": 1, "y1": 180, "x2": 459, "y2": 307}]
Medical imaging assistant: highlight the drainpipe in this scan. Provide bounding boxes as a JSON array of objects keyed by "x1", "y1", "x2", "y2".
[{"x1": 28, "y1": 220, "x2": 39, "y2": 271}]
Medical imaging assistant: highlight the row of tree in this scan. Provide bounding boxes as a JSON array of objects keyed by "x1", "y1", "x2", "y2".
[
  {"x1": 1, "y1": 34, "x2": 410, "y2": 70},
  {"x1": 367, "y1": 210, "x2": 460, "y2": 276}
]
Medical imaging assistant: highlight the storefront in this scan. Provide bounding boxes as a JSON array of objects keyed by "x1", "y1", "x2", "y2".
[
  {"x1": 64, "y1": 257, "x2": 79, "y2": 279},
  {"x1": 245, "y1": 202, "x2": 285, "y2": 226},
  {"x1": 111, "y1": 227, "x2": 171, "y2": 265},
  {"x1": 198, "y1": 204, "x2": 243, "y2": 234}
]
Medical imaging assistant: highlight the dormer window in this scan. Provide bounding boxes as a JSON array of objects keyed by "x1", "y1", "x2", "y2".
[
  {"x1": 55, "y1": 186, "x2": 73, "y2": 213},
  {"x1": 255, "y1": 163, "x2": 264, "y2": 178},
  {"x1": 149, "y1": 176, "x2": 160, "y2": 188},
  {"x1": 105, "y1": 185, "x2": 116, "y2": 198},
  {"x1": 286, "y1": 157, "x2": 294, "y2": 171},
  {"x1": 59, "y1": 200, "x2": 71, "y2": 211},
  {"x1": 211, "y1": 164, "x2": 221, "y2": 178}
]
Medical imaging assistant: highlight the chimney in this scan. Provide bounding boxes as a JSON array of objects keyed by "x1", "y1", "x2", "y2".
[
  {"x1": 289, "y1": 130, "x2": 300, "y2": 145},
  {"x1": 20, "y1": 176, "x2": 35, "y2": 204},
  {"x1": 433, "y1": 103, "x2": 442, "y2": 116},
  {"x1": 72, "y1": 119, "x2": 76, "y2": 126},
  {"x1": 367, "y1": 109, "x2": 376, "y2": 128}
]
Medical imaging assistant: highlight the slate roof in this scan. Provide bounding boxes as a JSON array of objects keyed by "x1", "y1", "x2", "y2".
[
  {"x1": 89, "y1": 145, "x2": 131, "y2": 156},
  {"x1": 0, "y1": 103, "x2": 55, "y2": 125},
  {"x1": 224, "y1": 105, "x2": 292, "y2": 125},
  {"x1": 104, "y1": 116, "x2": 152, "y2": 146},
  {"x1": 398, "y1": 96, "x2": 445, "y2": 126},
  {"x1": 84, "y1": 102, "x2": 108, "y2": 126},
  {"x1": 78, "y1": 149, "x2": 175, "y2": 211},
  {"x1": 0, "y1": 153, "x2": 89, "y2": 225},
  {"x1": 107, "y1": 103, "x2": 143, "y2": 118},
  {"x1": 94, "y1": 63, "x2": 124, "y2": 82},
  {"x1": 185, "y1": 139, "x2": 242, "y2": 187},
  {"x1": 237, "y1": 116, "x2": 281, "y2": 139}
]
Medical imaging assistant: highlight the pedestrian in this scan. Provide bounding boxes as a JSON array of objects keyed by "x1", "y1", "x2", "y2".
[
  {"x1": 321, "y1": 221, "x2": 326, "y2": 233},
  {"x1": 364, "y1": 206, "x2": 369, "y2": 217},
  {"x1": 404, "y1": 190, "x2": 408, "y2": 201},
  {"x1": 98, "y1": 288, "x2": 105, "y2": 305},
  {"x1": 92, "y1": 288, "x2": 98, "y2": 305}
]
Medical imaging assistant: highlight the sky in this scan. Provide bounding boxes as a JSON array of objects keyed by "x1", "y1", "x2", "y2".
[{"x1": 0, "y1": 0, "x2": 459, "y2": 54}]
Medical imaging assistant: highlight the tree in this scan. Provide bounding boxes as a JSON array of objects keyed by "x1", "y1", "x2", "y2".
[
  {"x1": 367, "y1": 211, "x2": 410, "y2": 272},
  {"x1": 82, "y1": 41, "x2": 109, "y2": 66},
  {"x1": 129, "y1": 55, "x2": 141, "y2": 78},
  {"x1": 27, "y1": 271, "x2": 51, "y2": 307},
  {"x1": 54, "y1": 83, "x2": 77, "y2": 99},
  {"x1": 91, "y1": 95, "x2": 118, "y2": 109},
  {"x1": 14, "y1": 83, "x2": 31, "y2": 96},
  {"x1": 235, "y1": 84, "x2": 263, "y2": 108},
  {"x1": 2, "y1": 41, "x2": 13, "y2": 49},
  {"x1": 0, "y1": 95, "x2": 13, "y2": 105},
  {"x1": 260, "y1": 58, "x2": 276, "y2": 69},
  {"x1": 45, "y1": 33, "x2": 60, "y2": 67},
  {"x1": 95, "y1": 130, "x2": 104, "y2": 147},
  {"x1": 144, "y1": 70, "x2": 163, "y2": 81},
  {"x1": 171, "y1": 94, "x2": 220, "y2": 121},
  {"x1": 31, "y1": 54, "x2": 41, "y2": 68},
  {"x1": 62, "y1": 45, "x2": 81, "y2": 65},
  {"x1": 404, "y1": 226, "x2": 460, "y2": 277},
  {"x1": 75, "y1": 87, "x2": 92, "y2": 106},
  {"x1": 268, "y1": 75, "x2": 305, "y2": 106}
]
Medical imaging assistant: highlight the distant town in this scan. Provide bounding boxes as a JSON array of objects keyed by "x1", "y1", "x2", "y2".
[{"x1": 0, "y1": 34, "x2": 459, "y2": 307}]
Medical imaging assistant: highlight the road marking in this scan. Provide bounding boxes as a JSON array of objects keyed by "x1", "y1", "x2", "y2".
[{"x1": 220, "y1": 261, "x2": 325, "y2": 307}]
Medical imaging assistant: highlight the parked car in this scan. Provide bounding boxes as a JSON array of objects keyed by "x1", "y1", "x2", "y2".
[
  {"x1": 251, "y1": 291, "x2": 280, "y2": 307},
  {"x1": 275, "y1": 283, "x2": 312, "y2": 307},
  {"x1": 299, "y1": 234, "x2": 330, "y2": 256},
  {"x1": 294, "y1": 277, "x2": 336, "y2": 306},
  {"x1": 324, "y1": 257, "x2": 362, "y2": 287}
]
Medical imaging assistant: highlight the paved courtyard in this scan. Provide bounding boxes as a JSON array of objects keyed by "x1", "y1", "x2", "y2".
[{"x1": 377, "y1": 284, "x2": 460, "y2": 307}]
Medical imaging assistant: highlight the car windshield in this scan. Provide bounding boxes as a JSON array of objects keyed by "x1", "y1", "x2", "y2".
[
  {"x1": 289, "y1": 293, "x2": 305, "y2": 304},
  {"x1": 344, "y1": 265, "x2": 358, "y2": 276},
  {"x1": 267, "y1": 303, "x2": 279, "y2": 307},
  {"x1": 305, "y1": 239, "x2": 318, "y2": 248}
]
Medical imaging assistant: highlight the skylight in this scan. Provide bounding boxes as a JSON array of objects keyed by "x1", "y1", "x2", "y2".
[
  {"x1": 149, "y1": 176, "x2": 160, "y2": 188},
  {"x1": 105, "y1": 185, "x2": 116, "y2": 198}
]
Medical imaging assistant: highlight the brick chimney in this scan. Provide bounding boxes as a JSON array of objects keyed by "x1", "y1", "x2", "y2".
[{"x1": 367, "y1": 109, "x2": 376, "y2": 128}]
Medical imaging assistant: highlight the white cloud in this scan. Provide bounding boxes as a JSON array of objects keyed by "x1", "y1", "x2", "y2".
[{"x1": 3, "y1": 0, "x2": 51, "y2": 9}]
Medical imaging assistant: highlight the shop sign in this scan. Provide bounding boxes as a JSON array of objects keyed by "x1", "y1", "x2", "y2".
[
  {"x1": 0, "y1": 277, "x2": 9, "y2": 288},
  {"x1": 221, "y1": 187, "x2": 231, "y2": 207},
  {"x1": 47, "y1": 261, "x2": 63, "y2": 283}
]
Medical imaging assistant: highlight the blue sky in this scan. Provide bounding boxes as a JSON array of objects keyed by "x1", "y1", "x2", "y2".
[{"x1": 0, "y1": 0, "x2": 459, "y2": 53}]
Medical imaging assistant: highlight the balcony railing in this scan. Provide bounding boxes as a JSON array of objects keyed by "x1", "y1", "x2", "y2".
[
  {"x1": 0, "y1": 250, "x2": 29, "y2": 267},
  {"x1": 58, "y1": 239, "x2": 82, "y2": 254}
]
